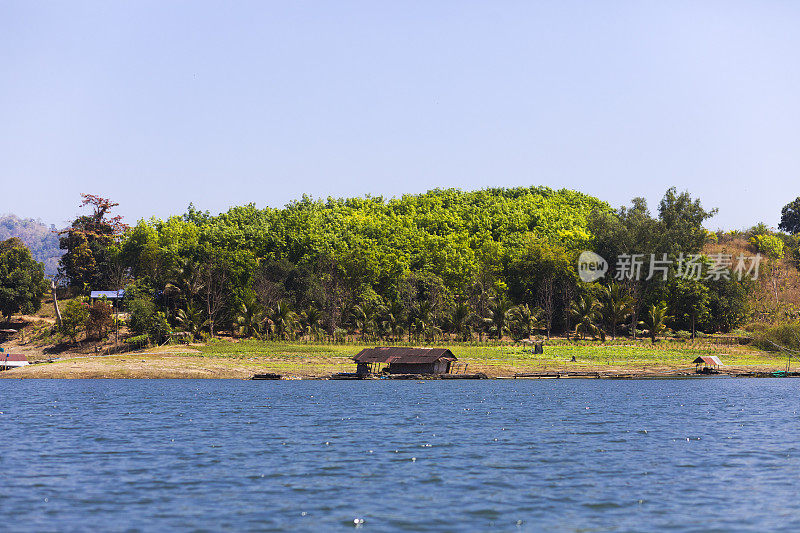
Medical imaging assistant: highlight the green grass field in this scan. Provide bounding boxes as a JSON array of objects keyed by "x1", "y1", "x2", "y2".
[
  {"x1": 191, "y1": 338, "x2": 789, "y2": 376},
  {"x1": 5, "y1": 337, "x2": 789, "y2": 379}
]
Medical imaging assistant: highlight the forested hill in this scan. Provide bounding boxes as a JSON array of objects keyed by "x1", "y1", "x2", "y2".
[
  {"x1": 0, "y1": 214, "x2": 62, "y2": 277},
  {"x1": 103, "y1": 187, "x2": 609, "y2": 337},
  {"x1": 124, "y1": 186, "x2": 609, "y2": 292},
  {"x1": 28, "y1": 186, "x2": 763, "y2": 340}
]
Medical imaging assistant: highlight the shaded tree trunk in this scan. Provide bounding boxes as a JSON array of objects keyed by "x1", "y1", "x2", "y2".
[
  {"x1": 628, "y1": 281, "x2": 642, "y2": 340},
  {"x1": 538, "y1": 277, "x2": 554, "y2": 340},
  {"x1": 203, "y1": 263, "x2": 227, "y2": 338},
  {"x1": 561, "y1": 281, "x2": 575, "y2": 340},
  {"x1": 51, "y1": 280, "x2": 62, "y2": 328}
]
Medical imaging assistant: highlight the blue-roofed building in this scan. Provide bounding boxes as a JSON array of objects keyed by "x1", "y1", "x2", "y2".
[{"x1": 90, "y1": 290, "x2": 125, "y2": 300}]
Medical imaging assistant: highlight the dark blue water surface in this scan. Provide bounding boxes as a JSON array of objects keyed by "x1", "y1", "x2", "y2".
[{"x1": 2, "y1": 379, "x2": 800, "y2": 532}]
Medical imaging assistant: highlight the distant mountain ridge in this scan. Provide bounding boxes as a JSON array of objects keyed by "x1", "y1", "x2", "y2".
[{"x1": 0, "y1": 214, "x2": 63, "y2": 277}]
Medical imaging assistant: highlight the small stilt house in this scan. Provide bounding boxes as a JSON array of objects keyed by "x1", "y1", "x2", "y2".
[
  {"x1": 693, "y1": 355, "x2": 723, "y2": 373},
  {"x1": 0, "y1": 353, "x2": 29, "y2": 371},
  {"x1": 353, "y1": 347, "x2": 457, "y2": 375}
]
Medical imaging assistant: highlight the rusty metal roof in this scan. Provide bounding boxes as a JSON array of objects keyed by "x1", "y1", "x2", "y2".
[
  {"x1": 2, "y1": 353, "x2": 28, "y2": 362},
  {"x1": 353, "y1": 347, "x2": 457, "y2": 364},
  {"x1": 693, "y1": 355, "x2": 723, "y2": 366}
]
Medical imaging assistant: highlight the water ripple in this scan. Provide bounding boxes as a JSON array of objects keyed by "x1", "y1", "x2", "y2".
[{"x1": 1, "y1": 379, "x2": 799, "y2": 531}]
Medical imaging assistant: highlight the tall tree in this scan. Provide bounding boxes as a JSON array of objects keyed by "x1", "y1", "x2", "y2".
[
  {"x1": 537, "y1": 278, "x2": 555, "y2": 339},
  {"x1": 668, "y1": 278, "x2": 709, "y2": 339},
  {"x1": 266, "y1": 301, "x2": 297, "y2": 340},
  {"x1": 640, "y1": 302, "x2": 670, "y2": 344},
  {"x1": 657, "y1": 187, "x2": 717, "y2": 255},
  {"x1": 507, "y1": 234, "x2": 572, "y2": 336},
  {"x1": 59, "y1": 194, "x2": 127, "y2": 291},
  {"x1": 299, "y1": 305, "x2": 324, "y2": 340},
  {"x1": 201, "y1": 258, "x2": 228, "y2": 338},
  {"x1": 484, "y1": 296, "x2": 513, "y2": 340},
  {"x1": 570, "y1": 294, "x2": 602, "y2": 340},
  {"x1": 602, "y1": 282, "x2": 632, "y2": 340},
  {"x1": 779, "y1": 197, "x2": 800, "y2": 234},
  {"x1": 448, "y1": 300, "x2": 473, "y2": 341},
  {"x1": 508, "y1": 303, "x2": 542, "y2": 341},
  {"x1": 235, "y1": 291, "x2": 264, "y2": 338},
  {"x1": 382, "y1": 300, "x2": 406, "y2": 341},
  {"x1": 0, "y1": 238, "x2": 48, "y2": 321},
  {"x1": 176, "y1": 302, "x2": 205, "y2": 339}
]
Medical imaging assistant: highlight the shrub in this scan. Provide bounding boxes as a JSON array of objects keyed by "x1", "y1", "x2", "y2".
[
  {"x1": 60, "y1": 299, "x2": 90, "y2": 342},
  {"x1": 86, "y1": 300, "x2": 114, "y2": 340},
  {"x1": 743, "y1": 322, "x2": 770, "y2": 333},
  {"x1": 126, "y1": 334, "x2": 150, "y2": 349},
  {"x1": 127, "y1": 298, "x2": 156, "y2": 337},
  {"x1": 149, "y1": 311, "x2": 172, "y2": 345},
  {"x1": 747, "y1": 222, "x2": 772, "y2": 238},
  {"x1": 750, "y1": 234, "x2": 785, "y2": 260},
  {"x1": 753, "y1": 322, "x2": 800, "y2": 352},
  {"x1": 333, "y1": 328, "x2": 347, "y2": 343},
  {"x1": 127, "y1": 297, "x2": 171, "y2": 345}
]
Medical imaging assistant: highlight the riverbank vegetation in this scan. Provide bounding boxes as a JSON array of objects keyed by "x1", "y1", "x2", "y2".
[{"x1": 2, "y1": 187, "x2": 800, "y2": 358}]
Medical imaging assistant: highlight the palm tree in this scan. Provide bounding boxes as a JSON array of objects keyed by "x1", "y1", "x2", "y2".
[
  {"x1": 471, "y1": 279, "x2": 493, "y2": 342},
  {"x1": 570, "y1": 295, "x2": 602, "y2": 340},
  {"x1": 414, "y1": 301, "x2": 441, "y2": 342},
  {"x1": 236, "y1": 292, "x2": 264, "y2": 338},
  {"x1": 509, "y1": 303, "x2": 542, "y2": 341},
  {"x1": 640, "y1": 301, "x2": 670, "y2": 344},
  {"x1": 449, "y1": 301, "x2": 473, "y2": 341},
  {"x1": 166, "y1": 257, "x2": 206, "y2": 302},
  {"x1": 175, "y1": 301, "x2": 205, "y2": 340},
  {"x1": 382, "y1": 300, "x2": 405, "y2": 341},
  {"x1": 484, "y1": 297, "x2": 513, "y2": 340},
  {"x1": 602, "y1": 282, "x2": 632, "y2": 339},
  {"x1": 352, "y1": 300, "x2": 381, "y2": 341},
  {"x1": 300, "y1": 305, "x2": 324, "y2": 341},
  {"x1": 266, "y1": 301, "x2": 297, "y2": 340}
]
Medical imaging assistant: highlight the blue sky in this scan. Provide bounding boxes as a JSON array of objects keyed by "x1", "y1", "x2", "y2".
[{"x1": 2, "y1": 1, "x2": 799, "y2": 230}]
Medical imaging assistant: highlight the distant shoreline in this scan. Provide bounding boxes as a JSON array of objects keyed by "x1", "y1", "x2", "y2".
[
  {"x1": 1, "y1": 359, "x2": 792, "y2": 380},
  {"x1": 2, "y1": 338, "x2": 792, "y2": 380}
]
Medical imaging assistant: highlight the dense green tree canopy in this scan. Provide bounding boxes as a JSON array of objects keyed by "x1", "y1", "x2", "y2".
[
  {"x1": 0, "y1": 238, "x2": 48, "y2": 320},
  {"x1": 53, "y1": 186, "x2": 762, "y2": 343},
  {"x1": 121, "y1": 186, "x2": 608, "y2": 296},
  {"x1": 779, "y1": 197, "x2": 800, "y2": 235},
  {"x1": 59, "y1": 194, "x2": 127, "y2": 289}
]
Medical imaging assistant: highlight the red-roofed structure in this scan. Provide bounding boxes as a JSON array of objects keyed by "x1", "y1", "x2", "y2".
[
  {"x1": 353, "y1": 347, "x2": 456, "y2": 375},
  {"x1": 0, "y1": 353, "x2": 29, "y2": 369}
]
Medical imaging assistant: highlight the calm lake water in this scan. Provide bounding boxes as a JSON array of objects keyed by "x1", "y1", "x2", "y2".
[{"x1": 1, "y1": 378, "x2": 800, "y2": 532}]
